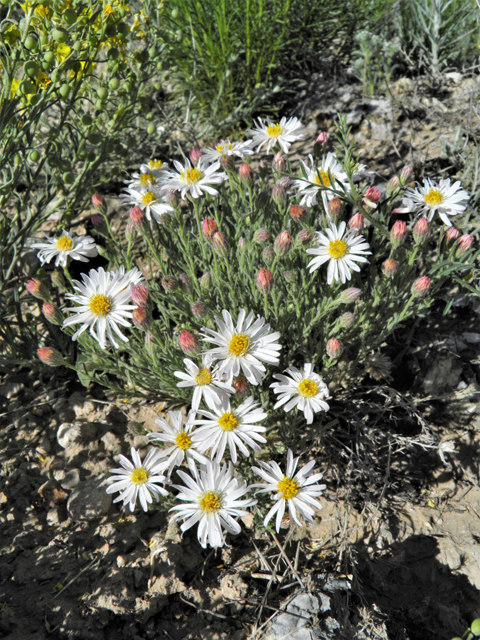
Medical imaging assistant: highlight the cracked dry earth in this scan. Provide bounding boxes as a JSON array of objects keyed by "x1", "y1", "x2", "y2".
[{"x1": 2, "y1": 74, "x2": 480, "y2": 640}]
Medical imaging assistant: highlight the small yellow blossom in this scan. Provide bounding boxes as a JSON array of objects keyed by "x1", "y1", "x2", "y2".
[{"x1": 54, "y1": 43, "x2": 72, "y2": 62}]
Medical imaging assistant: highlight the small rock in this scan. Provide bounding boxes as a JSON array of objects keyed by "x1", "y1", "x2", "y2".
[
  {"x1": 36, "y1": 436, "x2": 51, "y2": 456},
  {"x1": 61, "y1": 469, "x2": 80, "y2": 490},
  {"x1": 269, "y1": 592, "x2": 326, "y2": 640},
  {"x1": 445, "y1": 71, "x2": 463, "y2": 84},
  {"x1": 57, "y1": 421, "x2": 97, "y2": 449},
  {"x1": 117, "y1": 556, "x2": 126, "y2": 568},
  {"x1": 67, "y1": 474, "x2": 112, "y2": 521},
  {"x1": 0, "y1": 492, "x2": 8, "y2": 506},
  {"x1": 46, "y1": 506, "x2": 62, "y2": 526},
  {"x1": 0, "y1": 382, "x2": 24, "y2": 399},
  {"x1": 101, "y1": 431, "x2": 122, "y2": 454},
  {"x1": 462, "y1": 332, "x2": 480, "y2": 344}
]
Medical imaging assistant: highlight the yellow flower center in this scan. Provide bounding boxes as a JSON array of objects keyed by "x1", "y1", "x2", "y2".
[
  {"x1": 175, "y1": 431, "x2": 192, "y2": 451},
  {"x1": 180, "y1": 167, "x2": 202, "y2": 184},
  {"x1": 298, "y1": 378, "x2": 318, "y2": 397},
  {"x1": 218, "y1": 412, "x2": 238, "y2": 431},
  {"x1": 131, "y1": 467, "x2": 149, "y2": 485},
  {"x1": 216, "y1": 141, "x2": 232, "y2": 153},
  {"x1": 277, "y1": 476, "x2": 300, "y2": 500},
  {"x1": 56, "y1": 236, "x2": 74, "y2": 251},
  {"x1": 149, "y1": 159, "x2": 163, "y2": 169},
  {"x1": 141, "y1": 191, "x2": 156, "y2": 205},
  {"x1": 195, "y1": 368, "x2": 212, "y2": 386},
  {"x1": 139, "y1": 172, "x2": 156, "y2": 187},
  {"x1": 266, "y1": 123, "x2": 283, "y2": 138},
  {"x1": 424, "y1": 188, "x2": 443, "y2": 207},
  {"x1": 328, "y1": 239, "x2": 348, "y2": 259},
  {"x1": 315, "y1": 170, "x2": 332, "y2": 187},
  {"x1": 228, "y1": 333, "x2": 250, "y2": 357},
  {"x1": 89, "y1": 294, "x2": 113, "y2": 316},
  {"x1": 199, "y1": 490, "x2": 222, "y2": 513}
]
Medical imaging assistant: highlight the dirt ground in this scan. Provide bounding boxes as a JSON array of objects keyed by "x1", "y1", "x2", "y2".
[{"x1": 2, "y1": 72, "x2": 480, "y2": 640}]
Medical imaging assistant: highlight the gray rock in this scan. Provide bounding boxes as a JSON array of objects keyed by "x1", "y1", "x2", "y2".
[
  {"x1": 0, "y1": 382, "x2": 24, "y2": 399},
  {"x1": 57, "y1": 421, "x2": 97, "y2": 449},
  {"x1": 269, "y1": 592, "x2": 329, "y2": 640},
  {"x1": 61, "y1": 469, "x2": 80, "y2": 490},
  {"x1": 35, "y1": 436, "x2": 51, "y2": 456},
  {"x1": 67, "y1": 474, "x2": 112, "y2": 521},
  {"x1": 445, "y1": 71, "x2": 463, "y2": 84}
]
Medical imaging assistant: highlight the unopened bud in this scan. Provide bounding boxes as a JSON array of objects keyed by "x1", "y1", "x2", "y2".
[
  {"x1": 262, "y1": 245, "x2": 275, "y2": 263},
  {"x1": 387, "y1": 175, "x2": 400, "y2": 196},
  {"x1": 179, "y1": 273, "x2": 192, "y2": 292},
  {"x1": 412, "y1": 276, "x2": 431, "y2": 296},
  {"x1": 296, "y1": 229, "x2": 313, "y2": 246},
  {"x1": 290, "y1": 204, "x2": 306, "y2": 223},
  {"x1": 446, "y1": 226, "x2": 460, "y2": 243},
  {"x1": 42, "y1": 301, "x2": 64, "y2": 325},
  {"x1": 202, "y1": 217, "x2": 217, "y2": 241},
  {"x1": 130, "y1": 205, "x2": 146, "y2": 228},
  {"x1": 166, "y1": 189, "x2": 180, "y2": 208},
  {"x1": 162, "y1": 276, "x2": 179, "y2": 292},
  {"x1": 91, "y1": 214, "x2": 106, "y2": 233},
  {"x1": 382, "y1": 258, "x2": 398, "y2": 277},
  {"x1": 272, "y1": 184, "x2": 287, "y2": 208},
  {"x1": 328, "y1": 198, "x2": 342, "y2": 221},
  {"x1": 233, "y1": 378, "x2": 249, "y2": 396},
  {"x1": 238, "y1": 237, "x2": 247, "y2": 252},
  {"x1": 239, "y1": 163, "x2": 253, "y2": 185},
  {"x1": 125, "y1": 221, "x2": 136, "y2": 242},
  {"x1": 51, "y1": 270, "x2": 67, "y2": 291},
  {"x1": 339, "y1": 312, "x2": 355, "y2": 329},
  {"x1": 339, "y1": 287, "x2": 361, "y2": 303},
  {"x1": 254, "y1": 228, "x2": 270, "y2": 244},
  {"x1": 283, "y1": 270, "x2": 296, "y2": 284},
  {"x1": 259, "y1": 159, "x2": 268, "y2": 178},
  {"x1": 278, "y1": 176, "x2": 290, "y2": 189},
  {"x1": 348, "y1": 212, "x2": 364, "y2": 230},
  {"x1": 199, "y1": 272, "x2": 211, "y2": 290},
  {"x1": 413, "y1": 217, "x2": 430, "y2": 244},
  {"x1": 457, "y1": 234, "x2": 473, "y2": 255},
  {"x1": 326, "y1": 337, "x2": 343, "y2": 358},
  {"x1": 257, "y1": 268, "x2": 273, "y2": 292},
  {"x1": 390, "y1": 220, "x2": 407, "y2": 247},
  {"x1": 133, "y1": 307, "x2": 152, "y2": 330},
  {"x1": 191, "y1": 301, "x2": 208, "y2": 319},
  {"x1": 220, "y1": 154, "x2": 235, "y2": 171},
  {"x1": 213, "y1": 231, "x2": 229, "y2": 256},
  {"x1": 313, "y1": 131, "x2": 328, "y2": 157},
  {"x1": 273, "y1": 151, "x2": 286, "y2": 172},
  {"x1": 26, "y1": 278, "x2": 49, "y2": 300},
  {"x1": 365, "y1": 186, "x2": 381, "y2": 202},
  {"x1": 92, "y1": 193, "x2": 105, "y2": 210},
  {"x1": 399, "y1": 165, "x2": 413, "y2": 186},
  {"x1": 189, "y1": 147, "x2": 202, "y2": 165},
  {"x1": 179, "y1": 330, "x2": 199, "y2": 355},
  {"x1": 38, "y1": 346, "x2": 64, "y2": 367},
  {"x1": 274, "y1": 231, "x2": 291, "y2": 255},
  {"x1": 131, "y1": 283, "x2": 150, "y2": 308}
]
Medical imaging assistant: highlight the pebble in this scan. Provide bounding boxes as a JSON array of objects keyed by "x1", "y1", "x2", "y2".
[
  {"x1": 0, "y1": 382, "x2": 24, "y2": 399},
  {"x1": 67, "y1": 473, "x2": 112, "y2": 521},
  {"x1": 57, "y1": 421, "x2": 97, "y2": 449},
  {"x1": 36, "y1": 436, "x2": 51, "y2": 456},
  {"x1": 269, "y1": 593, "x2": 330, "y2": 640}
]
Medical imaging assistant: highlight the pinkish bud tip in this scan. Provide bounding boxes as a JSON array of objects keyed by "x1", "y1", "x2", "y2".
[
  {"x1": 256, "y1": 268, "x2": 273, "y2": 292},
  {"x1": 42, "y1": 301, "x2": 64, "y2": 325},
  {"x1": 289, "y1": 204, "x2": 306, "y2": 223},
  {"x1": 179, "y1": 330, "x2": 199, "y2": 355},
  {"x1": 130, "y1": 205, "x2": 146, "y2": 227},
  {"x1": 213, "y1": 232, "x2": 228, "y2": 256},
  {"x1": 390, "y1": 220, "x2": 407, "y2": 247},
  {"x1": 457, "y1": 234, "x2": 473, "y2": 255},
  {"x1": 202, "y1": 217, "x2": 218, "y2": 241},
  {"x1": 191, "y1": 301, "x2": 208, "y2": 319},
  {"x1": 37, "y1": 346, "x2": 64, "y2": 366},
  {"x1": 326, "y1": 337, "x2": 343, "y2": 358},
  {"x1": 445, "y1": 226, "x2": 460, "y2": 243},
  {"x1": 254, "y1": 228, "x2": 271, "y2": 244},
  {"x1": 274, "y1": 231, "x2": 291, "y2": 256},
  {"x1": 92, "y1": 193, "x2": 105, "y2": 209},
  {"x1": 412, "y1": 276, "x2": 431, "y2": 296},
  {"x1": 239, "y1": 163, "x2": 253, "y2": 184},
  {"x1": 162, "y1": 276, "x2": 179, "y2": 292},
  {"x1": 273, "y1": 152, "x2": 286, "y2": 171},
  {"x1": 296, "y1": 229, "x2": 313, "y2": 245},
  {"x1": 26, "y1": 278, "x2": 49, "y2": 300},
  {"x1": 130, "y1": 283, "x2": 150, "y2": 308},
  {"x1": 382, "y1": 258, "x2": 398, "y2": 277},
  {"x1": 189, "y1": 147, "x2": 202, "y2": 165},
  {"x1": 328, "y1": 198, "x2": 342, "y2": 220},
  {"x1": 413, "y1": 217, "x2": 430, "y2": 243},
  {"x1": 339, "y1": 287, "x2": 361, "y2": 303},
  {"x1": 339, "y1": 312, "x2": 355, "y2": 329},
  {"x1": 348, "y1": 213, "x2": 364, "y2": 230},
  {"x1": 233, "y1": 378, "x2": 249, "y2": 396}
]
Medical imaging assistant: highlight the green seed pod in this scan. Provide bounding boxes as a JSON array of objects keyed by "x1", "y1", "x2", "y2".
[
  {"x1": 104, "y1": 23, "x2": 116, "y2": 38},
  {"x1": 117, "y1": 7, "x2": 126, "y2": 17},
  {"x1": 0, "y1": 0, "x2": 13, "y2": 6},
  {"x1": 95, "y1": 99, "x2": 105, "y2": 110},
  {"x1": 28, "y1": 93, "x2": 41, "y2": 105},
  {"x1": 156, "y1": 61, "x2": 164, "y2": 71},
  {"x1": 63, "y1": 171, "x2": 74, "y2": 184},
  {"x1": 109, "y1": 77, "x2": 120, "y2": 90},
  {"x1": 24, "y1": 35, "x2": 37, "y2": 51},
  {"x1": 13, "y1": 153, "x2": 22, "y2": 165},
  {"x1": 73, "y1": 41, "x2": 82, "y2": 52},
  {"x1": 39, "y1": 32, "x2": 49, "y2": 46},
  {"x1": 145, "y1": 112, "x2": 154, "y2": 121},
  {"x1": 107, "y1": 47, "x2": 119, "y2": 60},
  {"x1": 88, "y1": 132, "x2": 102, "y2": 145},
  {"x1": 58, "y1": 83, "x2": 70, "y2": 99},
  {"x1": 147, "y1": 123, "x2": 155, "y2": 135},
  {"x1": 63, "y1": 8, "x2": 77, "y2": 25},
  {"x1": 20, "y1": 79, "x2": 36, "y2": 94},
  {"x1": 24, "y1": 61, "x2": 40, "y2": 77},
  {"x1": 50, "y1": 70, "x2": 60, "y2": 83},
  {"x1": 171, "y1": 8, "x2": 179, "y2": 18},
  {"x1": 153, "y1": 81, "x2": 161, "y2": 91},
  {"x1": 471, "y1": 620, "x2": 480, "y2": 635},
  {"x1": 29, "y1": 149, "x2": 40, "y2": 162},
  {"x1": 148, "y1": 46, "x2": 156, "y2": 58},
  {"x1": 81, "y1": 113, "x2": 92, "y2": 126},
  {"x1": 87, "y1": 150, "x2": 96, "y2": 162},
  {"x1": 96, "y1": 86, "x2": 108, "y2": 100},
  {"x1": 52, "y1": 27, "x2": 68, "y2": 43},
  {"x1": 43, "y1": 51, "x2": 55, "y2": 63},
  {"x1": 115, "y1": 106, "x2": 125, "y2": 117}
]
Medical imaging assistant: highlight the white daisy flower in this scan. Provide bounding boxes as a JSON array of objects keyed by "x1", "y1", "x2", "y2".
[
  {"x1": 147, "y1": 410, "x2": 207, "y2": 476},
  {"x1": 200, "y1": 139, "x2": 254, "y2": 164},
  {"x1": 306, "y1": 221, "x2": 372, "y2": 285},
  {"x1": 270, "y1": 363, "x2": 330, "y2": 424},
  {"x1": 174, "y1": 354, "x2": 235, "y2": 411},
  {"x1": 169, "y1": 458, "x2": 257, "y2": 548},
  {"x1": 246, "y1": 116, "x2": 305, "y2": 154},
  {"x1": 252, "y1": 449, "x2": 326, "y2": 532},
  {"x1": 293, "y1": 153, "x2": 350, "y2": 211},
  {"x1": 31, "y1": 231, "x2": 98, "y2": 268},
  {"x1": 63, "y1": 265, "x2": 144, "y2": 349},
  {"x1": 106, "y1": 446, "x2": 168, "y2": 512},
  {"x1": 126, "y1": 162, "x2": 169, "y2": 192},
  {"x1": 160, "y1": 158, "x2": 227, "y2": 199},
  {"x1": 121, "y1": 185, "x2": 174, "y2": 223},
  {"x1": 191, "y1": 395, "x2": 267, "y2": 464},
  {"x1": 201, "y1": 309, "x2": 282, "y2": 385},
  {"x1": 394, "y1": 178, "x2": 469, "y2": 226}
]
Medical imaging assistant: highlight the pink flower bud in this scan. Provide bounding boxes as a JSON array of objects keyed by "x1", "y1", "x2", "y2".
[
  {"x1": 202, "y1": 217, "x2": 218, "y2": 241},
  {"x1": 328, "y1": 198, "x2": 342, "y2": 221},
  {"x1": 412, "y1": 276, "x2": 431, "y2": 296},
  {"x1": 162, "y1": 276, "x2": 179, "y2": 292},
  {"x1": 257, "y1": 268, "x2": 273, "y2": 292},
  {"x1": 26, "y1": 278, "x2": 49, "y2": 300},
  {"x1": 365, "y1": 186, "x2": 381, "y2": 202},
  {"x1": 130, "y1": 283, "x2": 150, "y2": 308},
  {"x1": 399, "y1": 165, "x2": 413, "y2": 186},
  {"x1": 220, "y1": 154, "x2": 234, "y2": 171},
  {"x1": 457, "y1": 234, "x2": 473, "y2": 255},
  {"x1": 278, "y1": 176, "x2": 290, "y2": 189},
  {"x1": 326, "y1": 337, "x2": 343, "y2": 358},
  {"x1": 179, "y1": 330, "x2": 199, "y2": 355},
  {"x1": 38, "y1": 347, "x2": 64, "y2": 367},
  {"x1": 382, "y1": 258, "x2": 398, "y2": 277},
  {"x1": 283, "y1": 270, "x2": 296, "y2": 284},
  {"x1": 199, "y1": 272, "x2": 211, "y2": 290},
  {"x1": 51, "y1": 270, "x2": 67, "y2": 291},
  {"x1": 179, "y1": 274, "x2": 192, "y2": 292},
  {"x1": 272, "y1": 184, "x2": 287, "y2": 208},
  {"x1": 387, "y1": 176, "x2": 399, "y2": 196},
  {"x1": 238, "y1": 237, "x2": 247, "y2": 251},
  {"x1": 239, "y1": 163, "x2": 253, "y2": 185},
  {"x1": 445, "y1": 226, "x2": 460, "y2": 243},
  {"x1": 274, "y1": 231, "x2": 291, "y2": 255},
  {"x1": 348, "y1": 212, "x2": 364, "y2": 230},
  {"x1": 296, "y1": 229, "x2": 313, "y2": 245},
  {"x1": 290, "y1": 204, "x2": 306, "y2": 223},
  {"x1": 133, "y1": 307, "x2": 152, "y2": 330},
  {"x1": 213, "y1": 231, "x2": 229, "y2": 256},
  {"x1": 262, "y1": 245, "x2": 275, "y2": 263},
  {"x1": 189, "y1": 147, "x2": 202, "y2": 165},
  {"x1": 166, "y1": 189, "x2": 180, "y2": 208},
  {"x1": 233, "y1": 378, "x2": 249, "y2": 396},
  {"x1": 390, "y1": 220, "x2": 407, "y2": 247},
  {"x1": 273, "y1": 152, "x2": 286, "y2": 171},
  {"x1": 339, "y1": 312, "x2": 355, "y2": 329},
  {"x1": 254, "y1": 228, "x2": 271, "y2": 244},
  {"x1": 92, "y1": 193, "x2": 105, "y2": 210},
  {"x1": 313, "y1": 131, "x2": 328, "y2": 157},
  {"x1": 413, "y1": 217, "x2": 430, "y2": 244},
  {"x1": 42, "y1": 302, "x2": 64, "y2": 325},
  {"x1": 339, "y1": 288, "x2": 361, "y2": 303},
  {"x1": 91, "y1": 214, "x2": 106, "y2": 232},
  {"x1": 130, "y1": 205, "x2": 146, "y2": 228},
  {"x1": 191, "y1": 301, "x2": 208, "y2": 319}
]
